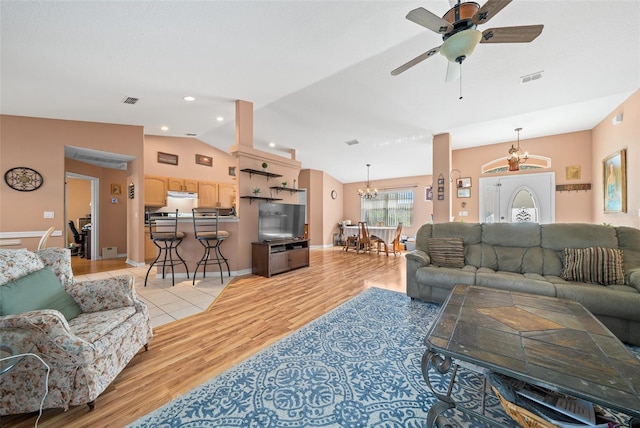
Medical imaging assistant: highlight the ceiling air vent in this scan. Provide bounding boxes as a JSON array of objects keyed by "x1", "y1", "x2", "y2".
[
  {"x1": 122, "y1": 96, "x2": 139, "y2": 105},
  {"x1": 185, "y1": 133, "x2": 198, "y2": 137},
  {"x1": 520, "y1": 71, "x2": 543, "y2": 84},
  {"x1": 345, "y1": 139, "x2": 360, "y2": 146}
]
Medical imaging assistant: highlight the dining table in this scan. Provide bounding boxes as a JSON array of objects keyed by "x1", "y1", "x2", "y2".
[{"x1": 342, "y1": 225, "x2": 397, "y2": 244}]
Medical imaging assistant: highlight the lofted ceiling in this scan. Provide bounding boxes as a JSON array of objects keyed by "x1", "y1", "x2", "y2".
[{"x1": 1, "y1": 1, "x2": 638, "y2": 183}]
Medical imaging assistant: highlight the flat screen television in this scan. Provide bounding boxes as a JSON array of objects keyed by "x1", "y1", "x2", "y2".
[{"x1": 258, "y1": 202, "x2": 306, "y2": 241}]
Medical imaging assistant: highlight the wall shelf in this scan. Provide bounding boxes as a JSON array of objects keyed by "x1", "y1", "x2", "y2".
[
  {"x1": 240, "y1": 195, "x2": 283, "y2": 204},
  {"x1": 240, "y1": 168, "x2": 283, "y2": 181},
  {"x1": 269, "y1": 186, "x2": 303, "y2": 195}
]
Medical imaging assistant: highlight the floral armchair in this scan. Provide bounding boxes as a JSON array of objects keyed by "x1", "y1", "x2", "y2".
[{"x1": 0, "y1": 248, "x2": 153, "y2": 415}]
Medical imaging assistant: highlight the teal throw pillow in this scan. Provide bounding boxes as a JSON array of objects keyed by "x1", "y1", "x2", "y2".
[{"x1": 0, "y1": 266, "x2": 83, "y2": 320}]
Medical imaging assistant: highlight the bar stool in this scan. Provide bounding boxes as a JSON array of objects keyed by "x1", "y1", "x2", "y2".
[
  {"x1": 192, "y1": 208, "x2": 230, "y2": 284},
  {"x1": 144, "y1": 210, "x2": 189, "y2": 287}
]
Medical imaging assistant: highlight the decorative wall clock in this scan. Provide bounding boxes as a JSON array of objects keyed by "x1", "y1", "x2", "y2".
[{"x1": 4, "y1": 167, "x2": 44, "y2": 191}]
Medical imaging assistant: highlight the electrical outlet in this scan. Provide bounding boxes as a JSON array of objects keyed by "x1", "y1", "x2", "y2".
[{"x1": 44, "y1": 211, "x2": 54, "y2": 219}]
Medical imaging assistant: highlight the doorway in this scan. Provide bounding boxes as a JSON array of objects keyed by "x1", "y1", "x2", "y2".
[
  {"x1": 479, "y1": 172, "x2": 555, "y2": 224},
  {"x1": 66, "y1": 173, "x2": 99, "y2": 258}
]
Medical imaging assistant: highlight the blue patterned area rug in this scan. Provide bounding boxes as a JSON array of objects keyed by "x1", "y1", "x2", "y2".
[{"x1": 129, "y1": 288, "x2": 639, "y2": 428}]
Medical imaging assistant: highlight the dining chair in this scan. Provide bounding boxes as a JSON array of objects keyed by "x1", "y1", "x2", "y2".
[
  {"x1": 389, "y1": 222, "x2": 403, "y2": 256},
  {"x1": 356, "y1": 221, "x2": 373, "y2": 254},
  {"x1": 367, "y1": 224, "x2": 389, "y2": 256},
  {"x1": 37, "y1": 226, "x2": 56, "y2": 250}
]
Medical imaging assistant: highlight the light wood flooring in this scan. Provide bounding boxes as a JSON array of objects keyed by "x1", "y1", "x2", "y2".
[{"x1": 3, "y1": 247, "x2": 406, "y2": 427}]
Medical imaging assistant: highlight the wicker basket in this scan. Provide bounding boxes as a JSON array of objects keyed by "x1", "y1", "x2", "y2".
[{"x1": 491, "y1": 386, "x2": 560, "y2": 428}]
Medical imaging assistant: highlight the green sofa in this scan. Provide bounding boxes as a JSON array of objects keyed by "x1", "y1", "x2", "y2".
[{"x1": 406, "y1": 222, "x2": 640, "y2": 346}]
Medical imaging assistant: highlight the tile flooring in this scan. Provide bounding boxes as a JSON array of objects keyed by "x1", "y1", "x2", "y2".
[{"x1": 75, "y1": 266, "x2": 230, "y2": 328}]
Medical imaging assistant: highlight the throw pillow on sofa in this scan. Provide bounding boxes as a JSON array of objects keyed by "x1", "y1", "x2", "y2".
[
  {"x1": 561, "y1": 247, "x2": 625, "y2": 286},
  {"x1": 428, "y1": 237, "x2": 465, "y2": 268},
  {"x1": 0, "y1": 266, "x2": 83, "y2": 320}
]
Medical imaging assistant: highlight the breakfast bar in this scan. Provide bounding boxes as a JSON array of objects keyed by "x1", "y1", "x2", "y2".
[{"x1": 147, "y1": 216, "x2": 239, "y2": 278}]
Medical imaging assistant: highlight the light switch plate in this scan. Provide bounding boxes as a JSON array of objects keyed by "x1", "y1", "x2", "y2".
[{"x1": 44, "y1": 211, "x2": 54, "y2": 219}]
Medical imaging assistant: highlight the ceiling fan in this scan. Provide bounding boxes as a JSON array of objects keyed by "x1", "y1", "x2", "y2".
[{"x1": 391, "y1": 0, "x2": 543, "y2": 83}]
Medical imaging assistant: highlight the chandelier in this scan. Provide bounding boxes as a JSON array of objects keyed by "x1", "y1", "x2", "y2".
[
  {"x1": 507, "y1": 127, "x2": 528, "y2": 171},
  {"x1": 358, "y1": 164, "x2": 377, "y2": 199}
]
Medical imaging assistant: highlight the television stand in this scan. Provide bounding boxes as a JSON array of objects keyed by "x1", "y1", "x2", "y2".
[{"x1": 252, "y1": 239, "x2": 310, "y2": 278}]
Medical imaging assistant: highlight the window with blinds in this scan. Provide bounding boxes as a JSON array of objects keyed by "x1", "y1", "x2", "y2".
[{"x1": 361, "y1": 190, "x2": 413, "y2": 226}]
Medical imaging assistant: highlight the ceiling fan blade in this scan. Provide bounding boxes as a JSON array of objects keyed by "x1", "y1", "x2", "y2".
[
  {"x1": 406, "y1": 7, "x2": 453, "y2": 34},
  {"x1": 472, "y1": 0, "x2": 512, "y2": 25},
  {"x1": 391, "y1": 46, "x2": 441, "y2": 76},
  {"x1": 480, "y1": 25, "x2": 544, "y2": 43},
  {"x1": 445, "y1": 62, "x2": 461, "y2": 83}
]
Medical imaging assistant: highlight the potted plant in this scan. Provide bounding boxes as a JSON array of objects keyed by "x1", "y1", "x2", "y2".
[
  {"x1": 281, "y1": 181, "x2": 287, "y2": 187},
  {"x1": 252, "y1": 187, "x2": 261, "y2": 195},
  {"x1": 261, "y1": 162, "x2": 268, "y2": 171}
]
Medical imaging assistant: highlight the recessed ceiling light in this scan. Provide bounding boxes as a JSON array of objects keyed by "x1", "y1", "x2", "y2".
[
  {"x1": 161, "y1": 126, "x2": 169, "y2": 131},
  {"x1": 183, "y1": 96, "x2": 196, "y2": 102},
  {"x1": 269, "y1": 142, "x2": 276, "y2": 147},
  {"x1": 216, "y1": 116, "x2": 224, "y2": 122}
]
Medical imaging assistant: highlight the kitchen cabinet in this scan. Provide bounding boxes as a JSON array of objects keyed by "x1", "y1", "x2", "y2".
[
  {"x1": 198, "y1": 181, "x2": 236, "y2": 208},
  {"x1": 144, "y1": 175, "x2": 168, "y2": 207},
  {"x1": 168, "y1": 177, "x2": 198, "y2": 192},
  {"x1": 198, "y1": 181, "x2": 219, "y2": 207},
  {"x1": 218, "y1": 183, "x2": 236, "y2": 207}
]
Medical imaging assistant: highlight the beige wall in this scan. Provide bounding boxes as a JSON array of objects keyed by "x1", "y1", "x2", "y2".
[
  {"x1": 144, "y1": 135, "x2": 236, "y2": 183},
  {"x1": 0, "y1": 115, "x2": 144, "y2": 259},
  {"x1": 592, "y1": 90, "x2": 640, "y2": 228},
  {"x1": 67, "y1": 178, "x2": 91, "y2": 245},
  {"x1": 452, "y1": 130, "x2": 594, "y2": 223}
]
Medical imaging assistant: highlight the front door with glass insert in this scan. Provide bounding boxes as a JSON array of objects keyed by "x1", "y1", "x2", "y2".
[{"x1": 479, "y1": 172, "x2": 555, "y2": 224}]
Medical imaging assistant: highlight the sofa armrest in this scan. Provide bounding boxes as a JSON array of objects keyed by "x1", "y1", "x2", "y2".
[
  {"x1": 628, "y1": 268, "x2": 640, "y2": 292},
  {"x1": 67, "y1": 274, "x2": 138, "y2": 313},
  {"x1": 405, "y1": 249, "x2": 430, "y2": 266},
  {"x1": 0, "y1": 309, "x2": 96, "y2": 363}
]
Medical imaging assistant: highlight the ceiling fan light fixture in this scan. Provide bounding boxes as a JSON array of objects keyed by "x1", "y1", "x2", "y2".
[{"x1": 440, "y1": 29, "x2": 482, "y2": 62}]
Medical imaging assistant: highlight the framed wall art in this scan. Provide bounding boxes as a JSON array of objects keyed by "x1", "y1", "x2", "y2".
[
  {"x1": 229, "y1": 166, "x2": 236, "y2": 176},
  {"x1": 603, "y1": 149, "x2": 626, "y2": 213},
  {"x1": 425, "y1": 186, "x2": 433, "y2": 201},
  {"x1": 566, "y1": 165, "x2": 581, "y2": 180},
  {"x1": 195, "y1": 154, "x2": 212, "y2": 167},
  {"x1": 457, "y1": 188, "x2": 470, "y2": 198},
  {"x1": 157, "y1": 151, "x2": 178, "y2": 165},
  {"x1": 457, "y1": 177, "x2": 471, "y2": 188},
  {"x1": 111, "y1": 184, "x2": 122, "y2": 195}
]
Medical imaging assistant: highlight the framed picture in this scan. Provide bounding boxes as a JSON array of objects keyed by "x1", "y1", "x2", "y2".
[
  {"x1": 457, "y1": 188, "x2": 470, "y2": 198},
  {"x1": 437, "y1": 195, "x2": 444, "y2": 200},
  {"x1": 603, "y1": 149, "x2": 627, "y2": 213},
  {"x1": 111, "y1": 184, "x2": 122, "y2": 195},
  {"x1": 195, "y1": 154, "x2": 212, "y2": 167},
  {"x1": 425, "y1": 186, "x2": 433, "y2": 201},
  {"x1": 437, "y1": 177, "x2": 445, "y2": 185},
  {"x1": 229, "y1": 166, "x2": 236, "y2": 176},
  {"x1": 438, "y1": 186, "x2": 444, "y2": 192},
  {"x1": 457, "y1": 177, "x2": 471, "y2": 188},
  {"x1": 566, "y1": 165, "x2": 581, "y2": 180},
  {"x1": 157, "y1": 151, "x2": 178, "y2": 165}
]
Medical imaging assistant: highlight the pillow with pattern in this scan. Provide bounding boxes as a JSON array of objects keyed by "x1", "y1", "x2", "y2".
[
  {"x1": 561, "y1": 247, "x2": 624, "y2": 285},
  {"x1": 428, "y1": 237, "x2": 465, "y2": 268}
]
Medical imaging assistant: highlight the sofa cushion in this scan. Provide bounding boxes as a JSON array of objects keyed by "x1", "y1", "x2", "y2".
[
  {"x1": 428, "y1": 238, "x2": 465, "y2": 268},
  {"x1": 561, "y1": 247, "x2": 625, "y2": 285},
  {"x1": 541, "y1": 224, "x2": 618, "y2": 251},
  {"x1": 69, "y1": 307, "x2": 136, "y2": 343},
  {"x1": 0, "y1": 248, "x2": 45, "y2": 284},
  {"x1": 0, "y1": 266, "x2": 83, "y2": 320}
]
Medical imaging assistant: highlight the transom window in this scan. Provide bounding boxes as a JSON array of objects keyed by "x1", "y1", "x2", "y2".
[{"x1": 361, "y1": 190, "x2": 413, "y2": 226}]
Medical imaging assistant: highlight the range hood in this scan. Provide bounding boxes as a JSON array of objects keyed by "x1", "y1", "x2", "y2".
[{"x1": 167, "y1": 190, "x2": 198, "y2": 199}]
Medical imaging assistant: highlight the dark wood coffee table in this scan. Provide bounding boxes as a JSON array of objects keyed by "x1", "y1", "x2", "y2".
[{"x1": 423, "y1": 284, "x2": 640, "y2": 427}]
